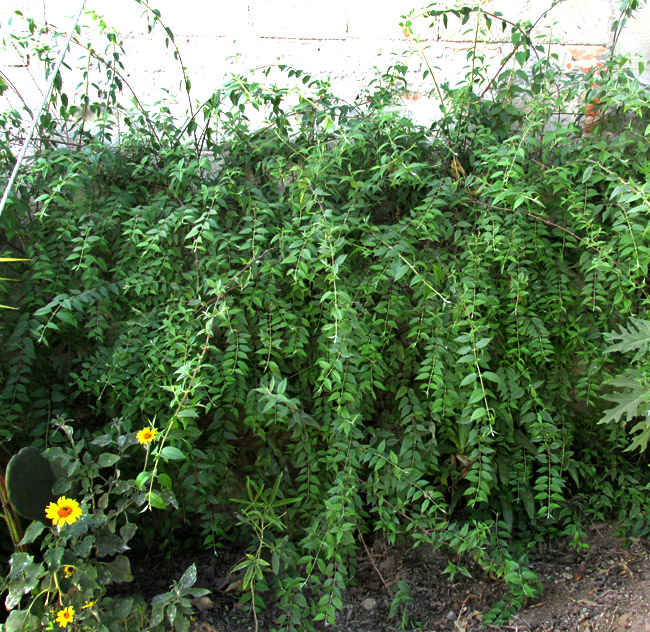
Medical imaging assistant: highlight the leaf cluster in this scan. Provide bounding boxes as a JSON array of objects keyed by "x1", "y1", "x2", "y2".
[{"x1": 2, "y1": 2, "x2": 650, "y2": 629}]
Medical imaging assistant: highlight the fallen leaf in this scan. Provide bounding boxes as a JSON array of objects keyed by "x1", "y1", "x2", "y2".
[{"x1": 225, "y1": 579, "x2": 243, "y2": 593}]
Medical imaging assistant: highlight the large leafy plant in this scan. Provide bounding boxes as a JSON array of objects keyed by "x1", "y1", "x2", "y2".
[
  {"x1": 600, "y1": 318, "x2": 650, "y2": 451},
  {"x1": 1, "y1": 1, "x2": 650, "y2": 630}
]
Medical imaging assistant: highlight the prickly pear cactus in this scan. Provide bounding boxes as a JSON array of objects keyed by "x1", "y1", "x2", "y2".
[{"x1": 6, "y1": 447, "x2": 57, "y2": 522}]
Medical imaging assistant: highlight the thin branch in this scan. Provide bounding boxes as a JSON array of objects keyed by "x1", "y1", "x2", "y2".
[
  {"x1": 0, "y1": 0, "x2": 87, "y2": 221},
  {"x1": 358, "y1": 529, "x2": 394, "y2": 597}
]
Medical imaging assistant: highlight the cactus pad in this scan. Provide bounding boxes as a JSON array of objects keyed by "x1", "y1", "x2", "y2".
[{"x1": 6, "y1": 447, "x2": 57, "y2": 522}]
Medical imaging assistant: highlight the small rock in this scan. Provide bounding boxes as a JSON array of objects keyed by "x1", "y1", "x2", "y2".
[
  {"x1": 361, "y1": 597, "x2": 377, "y2": 612},
  {"x1": 193, "y1": 596, "x2": 214, "y2": 612}
]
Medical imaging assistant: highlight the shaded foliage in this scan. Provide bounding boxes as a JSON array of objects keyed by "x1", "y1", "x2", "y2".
[{"x1": 1, "y1": 2, "x2": 650, "y2": 629}]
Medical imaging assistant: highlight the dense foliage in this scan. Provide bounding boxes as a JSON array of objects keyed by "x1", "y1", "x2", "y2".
[{"x1": 1, "y1": 1, "x2": 650, "y2": 630}]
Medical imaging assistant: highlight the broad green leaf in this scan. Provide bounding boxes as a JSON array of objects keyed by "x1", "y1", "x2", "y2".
[
  {"x1": 178, "y1": 562, "x2": 197, "y2": 591},
  {"x1": 97, "y1": 453, "x2": 120, "y2": 468},
  {"x1": 18, "y1": 521, "x2": 46, "y2": 546},
  {"x1": 160, "y1": 446, "x2": 185, "y2": 460}
]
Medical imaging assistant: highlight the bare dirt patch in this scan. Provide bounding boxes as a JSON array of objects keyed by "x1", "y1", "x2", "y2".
[
  {"x1": 511, "y1": 525, "x2": 650, "y2": 632},
  {"x1": 130, "y1": 523, "x2": 650, "y2": 631}
]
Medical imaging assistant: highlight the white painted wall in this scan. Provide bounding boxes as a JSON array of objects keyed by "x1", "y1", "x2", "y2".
[{"x1": 1, "y1": 0, "x2": 649, "y2": 125}]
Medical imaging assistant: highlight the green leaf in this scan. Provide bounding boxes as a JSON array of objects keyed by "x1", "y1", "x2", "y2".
[
  {"x1": 482, "y1": 371, "x2": 501, "y2": 384},
  {"x1": 158, "y1": 473, "x2": 172, "y2": 489},
  {"x1": 150, "y1": 599, "x2": 165, "y2": 627},
  {"x1": 513, "y1": 430, "x2": 536, "y2": 454},
  {"x1": 160, "y1": 446, "x2": 185, "y2": 460},
  {"x1": 97, "y1": 453, "x2": 120, "y2": 468},
  {"x1": 18, "y1": 521, "x2": 46, "y2": 546},
  {"x1": 513, "y1": 195, "x2": 526, "y2": 210},
  {"x1": 470, "y1": 407, "x2": 486, "y2": 421},
  {"x1": 174, "y1": 613, "x2": 190, "y2": 632},
  {"x1": 626, "y1": 421, "x2": 650, "y2": 452},
  {"x1": 95, "y1": 528, "x2": 128, "y2": 557},
  {"x1": 6, "y1": 554, "x2": 42, "y2": 609},
  {"x1": 149, "y1": 492, "x2": 167, "y2": 510},
  {"x1": 394, "y1": 264, "x2": 409, "y2": 282},
  {"x1": 106, "y1": 555, "x2": 134, "y2": 583},
  {"x1": 74, "y1": 535, "x2": 94, "y2": 557},
  {"x1": 460, "y1": 372, "x2": 477, "y2": 387},
  {"x1": 135, "y1": 471, "x2": 152, "y2": 489},
  {"x1": 4, "y1": 609, "x2": 39, "y2": 632},
  {"x1": 600, "y1": 377, "x2": 650, "y2": 443},
  {"x1": 178, "y1": 562, "x2": 197, "y2": 591},
  {"x1": 177, "y1": 408, "x2": 198, "y2": 418},
  {"x1": 91, "y1": 434, "x2": 113, "y2": 447},
  {"x1": 604, "y1": 318, "x2": 650, "y2": 362},
  {"x1": 113, "y1": 597, "x2": 134, "y2": 620},
  {"x1": 120, "y1": 522, "x2": 137, "y2": 544},
  {"x1": 520, "y1": 487, "x2": 535, "y2": 520},
  {"x1": 500, "y1": 497, "x2": 513, "y2": 529}
]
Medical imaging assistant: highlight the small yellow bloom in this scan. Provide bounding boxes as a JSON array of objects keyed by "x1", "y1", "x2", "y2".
[
  {"x1": 82, "y1": 599, "x2": 97, "y2": 609},
  {"x1": 56, "y1": 606, "x2": 74, "y2": 628},
  {"x1": 136, "y1": 427, "x2": 158, "y2": 445},
  {"x1": 63, "y1": 565, "x2": 75, "y2": 578},
  {"x1": 45, "y1": 497, "x2": 82, "y2": 527}
]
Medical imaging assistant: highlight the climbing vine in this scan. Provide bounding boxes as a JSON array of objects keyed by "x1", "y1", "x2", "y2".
[{"x1": 1, "y1": 2, "x2": 650, "y2": 630}]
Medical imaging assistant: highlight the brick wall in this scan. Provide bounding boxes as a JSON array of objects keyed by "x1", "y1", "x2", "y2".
[{"x1": 2, "y1": 0, "x2": 649, "y2": 123}]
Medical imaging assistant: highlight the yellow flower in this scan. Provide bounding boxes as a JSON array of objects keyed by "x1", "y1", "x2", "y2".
[
  {"x1": 136, "y1": 426, "x2": 158, "y2": 445},
  {"x1": 82, "y1": 599, "x2": 97, "y2": 609},
  {"x1": 56, "y1": 606, "x2": 74, "y2": 628},
  {"x1": 45, "y1": 497, "x2": 82, "y2": 527},
  {"x1": 63, "y1": 565, "x2": 75, "y2": 578}
]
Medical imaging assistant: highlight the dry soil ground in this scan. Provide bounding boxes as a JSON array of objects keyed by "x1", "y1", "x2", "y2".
[{"x1": 131, "y1": 523, "x2": 650, "y2": 632}]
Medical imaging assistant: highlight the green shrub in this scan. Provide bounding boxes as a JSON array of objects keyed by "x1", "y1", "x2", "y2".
[{"x1": 1, "y1": 2, "x2": 650, "y2": 629}]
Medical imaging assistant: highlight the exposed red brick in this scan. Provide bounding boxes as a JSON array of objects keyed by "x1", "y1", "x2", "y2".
[{"x1": 570, "y1": 46, "x2": 607, "y2": 61}]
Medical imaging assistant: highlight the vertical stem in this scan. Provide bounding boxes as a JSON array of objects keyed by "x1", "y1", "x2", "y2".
[{"x1": 0, "y1": 473, "x2": 25, "y2": 551}]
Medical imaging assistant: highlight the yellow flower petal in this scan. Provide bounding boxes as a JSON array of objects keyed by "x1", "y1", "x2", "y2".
[
  {"x1": 45, "y1": 497, "x2": 82, "y2": 527},
  {"x1": 136, "y1": 427, "x2": 158, "y2": 445},
  {"x1": 56, "y1": 606, "x2": 74, "y2": 628}
]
